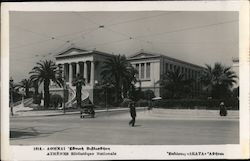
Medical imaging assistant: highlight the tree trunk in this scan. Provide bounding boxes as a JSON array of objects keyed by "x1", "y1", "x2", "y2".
[
  {"x1": 25, "y1": 87, "x2": 29, "y2": 98},
  {"x1": 44, "y1": 80, "x2": 50, "y2": 109},
  {"x1": 34, "y1": 82, "x2": 39, "y2": 95}
]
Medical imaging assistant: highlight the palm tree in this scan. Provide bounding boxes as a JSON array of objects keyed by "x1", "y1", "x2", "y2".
[
  {"x1": 29, "y1": 60, "x2": 62, "y2": 108},
  {"x1": 158, "y1": 68, "x2": 193, "y2": 98},
  {"x1": 14, "y1": 78, "x2": 32, "y2": 98},
  {"x1": 122, "y1": 65, "x2": 138, "y2": 99},
  {"x1": 101, "y1": 55, "x2": 136, "y2": 103},
  {"x1": 32, "y1": 79, "x2": 39, "y2": 95},
  {"x1": 200, "y1": 63, "x2": 237, "y2": 99}
]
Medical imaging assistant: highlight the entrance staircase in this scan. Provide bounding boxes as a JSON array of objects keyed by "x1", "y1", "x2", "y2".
[{"x1": 65, "y1": 85, "x2": 90, "y2": 108}]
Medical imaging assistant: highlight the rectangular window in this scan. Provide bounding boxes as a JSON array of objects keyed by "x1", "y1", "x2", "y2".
[
  {"x1": 146, "y1": 63, "x2": 150, "y2": 79},
  {"x1": 170, "y1": 64, "x2": 172, "y2": 70},
  {"x1": 182, "y1": 67, "x2": 184, "y2": 73},
  {"x1": 141, "y1": 63, "x2": 145, "y2": 79},
  {"x1": 135, "y1": 64, "x2": 139, "y2": 79},
  {"x1": 174, "y1": 65, "x2": 176, "y2": 71}
]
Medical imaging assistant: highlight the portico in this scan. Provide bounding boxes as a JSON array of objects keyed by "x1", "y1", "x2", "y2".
[
  {"x1": 50, "y1": 47, "x2": 114, "y2": 105},
  {"x1": 57, "y1": 61, "x2": 95, "y2": 85}
]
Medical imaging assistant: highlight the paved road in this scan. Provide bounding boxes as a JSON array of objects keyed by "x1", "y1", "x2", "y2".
[{"x1": 10, "y1": 109, "x2": 239, "y2": 145}]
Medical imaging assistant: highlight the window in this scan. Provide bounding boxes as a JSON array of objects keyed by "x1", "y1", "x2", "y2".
[
  {"x1": 182, "y1": 67, "x2": 184, "y2": 73},
  {"x1": 170, "y1": 64, "x2": 172, "y2": 70},
  {"x1": 146, "y1": 63, "x2": 150, "y2": 78},
  {"x1": 135, "y1": 64, "x2": 139, "y2": 79},
  {"x1": 141, "y1": 63, "x2": 145, "y2": 79}
]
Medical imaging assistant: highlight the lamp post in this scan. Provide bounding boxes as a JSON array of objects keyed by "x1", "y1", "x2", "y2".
[
  {"x1": 9, "y1": 77, "x2": 14, "y2": 116},
  {"x1": 59, "y1": 65, "x2": 66, "y2": 114},
  {"x1": 105, "y1": 83, "x2": 110, "y2": 112},
  {"x1": 63, "y1": 75, "x2": 66, "y2": 114}
]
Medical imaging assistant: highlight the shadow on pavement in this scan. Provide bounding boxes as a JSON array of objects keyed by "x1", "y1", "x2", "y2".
[
  {"x1": 10, "y1": 127, "x2": 74, "y2": 140},
  {"x1": 10, "y1": 130, "x2": 38, "y2": 138},
  {"x1": 10, "y1": 127, "x2": 39, "y2": 139}
]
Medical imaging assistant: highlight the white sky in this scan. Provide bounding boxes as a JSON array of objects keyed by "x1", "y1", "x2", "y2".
[{"x1": 9, "y1": 11, "x2": 239, "y2": 83}]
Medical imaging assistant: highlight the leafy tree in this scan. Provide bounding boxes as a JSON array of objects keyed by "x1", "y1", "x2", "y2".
[
  {"x1": 14, "y1": 78, "x2": 32, "y2": 98},
  {"x1": 101, "y1": 55, "x2": 137, "y2": 103},
  {"x1": 200, "y1": 63, "x2": 237, "y2": 99},
  {"x1": 29, "y1": 60, "x2": 62, "y2": 108},
  {"x1": 158, "y1": 68, "x2": 193, "y2": 98}
]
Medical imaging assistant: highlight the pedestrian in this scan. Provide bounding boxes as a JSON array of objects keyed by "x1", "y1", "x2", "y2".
[
  {"x1": 219, "y1": 102, "x2": 227, "y2": 116},
  {"x1": 129, "y1": 101, "x2": 136, "y2": 127}
]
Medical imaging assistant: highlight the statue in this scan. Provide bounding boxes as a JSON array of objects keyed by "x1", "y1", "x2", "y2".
[{"x1": 72, "y1": 73, "x2": 85, "y2": 108}]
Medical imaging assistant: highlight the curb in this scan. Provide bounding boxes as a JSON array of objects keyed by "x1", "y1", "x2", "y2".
[{"x1": 11, "y1": 107, "x2": 146, "y2": 118}]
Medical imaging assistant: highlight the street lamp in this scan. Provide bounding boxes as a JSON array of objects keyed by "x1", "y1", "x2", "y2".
[
  {"x1": 105, "y1": 83, "x2": 110, "y2": 112},
  {"x1": 59, "y1": 65, "x2": 66, "y2": 114},
  {"x1": 9, "y1": 77, "x2": 14, "y2": 116}
]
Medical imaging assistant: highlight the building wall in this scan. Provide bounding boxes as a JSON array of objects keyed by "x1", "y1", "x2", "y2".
[
  {"x1": 162, "y1": 57, "x2": 204, "y2": 98},
  {"x1": 129, "y1": 58, "x2": 161, "y2": 97},
  {"x1": 129, "y1": 55, "x2": 205, "y2": 98}
]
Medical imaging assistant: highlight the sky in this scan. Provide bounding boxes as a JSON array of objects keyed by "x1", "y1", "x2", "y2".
[{"x1": 9, "y1": 11, "x2": 239, "y2": 83}]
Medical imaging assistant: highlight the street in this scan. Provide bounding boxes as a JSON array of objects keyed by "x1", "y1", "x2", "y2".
[{"x1": 10, "y1": 108, "x2": 239, "y2": 145}]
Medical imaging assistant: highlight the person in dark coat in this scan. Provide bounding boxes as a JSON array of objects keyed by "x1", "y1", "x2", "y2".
[
  {"x1": 219, "y1": 102, "x2": 227, "y2": 116},
  {"x1": 129, "y1": 101, "x2": 136, "y2": 127}
]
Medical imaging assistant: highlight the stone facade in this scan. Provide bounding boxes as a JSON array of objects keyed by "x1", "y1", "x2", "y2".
[
  {"x1": 128, "y1": 51, "x2": 205, "y2": 98},
  {"x1": 50, "y1": 47, "x2": 114, "y2": 104},
  {"x1": 50, "y1": 47, "x2": 205, "y2": 106}
]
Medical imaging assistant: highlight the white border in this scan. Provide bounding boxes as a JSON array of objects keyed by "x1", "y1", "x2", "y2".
[{"x1": 1, "y1": 1, "x2": 249, "y2": 160}]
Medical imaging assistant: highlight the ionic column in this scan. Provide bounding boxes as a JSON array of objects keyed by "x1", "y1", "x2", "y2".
[
  {"x1": 65, "y1": 63, "x2": 69, "y2": 82},
  {"x1": 91, "y1": 61, "x2": 95, "y2": 85},
  {"x1": 60, "y1": 64, "x2": 65, "y2": 79},
  {"x1": 76, "y1": 62, "x2": 80, "y2": 76},
  {"x1": 139, "y1": 63, "x2": 141, "y2": 79},
  {"x1": 84, "y1": 62, "x2": 87, "y2": 82},
  {"x1": 69, "y1": 63, "x2": 73, "y2": 84}
]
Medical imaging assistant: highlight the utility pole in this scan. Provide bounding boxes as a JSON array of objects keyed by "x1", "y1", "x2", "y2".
[
  {"x1": 60, "y1": 65, "x2": 66, "y2": 114},
  {"x1": 9, "y1": 77, "x2": 14, "y2": 116},
  {"x1": 105, "y1": 83, "x2": 109, "y2": 112},
  {"x1": 63, "y1": 74, "x2": 66, "y2": 114}
]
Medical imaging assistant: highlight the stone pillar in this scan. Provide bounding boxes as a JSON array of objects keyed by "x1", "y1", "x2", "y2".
[
  {"x1": 62, "y1": 63, "x2": 66, "y2": 79},
  {"x1": 91, "y1": 61, "x2": 95, "y2": 85},
  {"x1": 84, "y1": 62, "x2": 87, "y2": 83},
  {"x1": 69, "y1": 63, "x2": 73, "y2": 84},
  {"x1": 76, "y1": 62, "x2": 80, "y2": 76},
  {"x1": 65, "y1": 63, "x2": 69, "y2": 82},
  {"x1": 139, "y1": 63, "x2": 141, "y2": 79}
]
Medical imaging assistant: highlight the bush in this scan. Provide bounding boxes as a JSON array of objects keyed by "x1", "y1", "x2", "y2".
[
  {"x1": 136, "y1": 99, "x2": 150, "y2": 107},
  {"x1": 50, "y1": 94, "x2": 63, "y2": 109},
  {"x1": 33, "y1": 94, "x2": 42, "y2": 105},
  {"x1": 154, "y1": 98, "x2": 239, "y2": 110}
]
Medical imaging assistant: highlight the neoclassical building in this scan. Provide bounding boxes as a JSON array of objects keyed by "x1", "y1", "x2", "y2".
[
  {"x1": 128, "y1": 51, "x2": 205, "y2": 98},
  {"x1": 50, "y1": 47, "x2": 205, "y2": 107},
  {"x1": 50, "y1": 47, "x2": 114, "y2": 106}
]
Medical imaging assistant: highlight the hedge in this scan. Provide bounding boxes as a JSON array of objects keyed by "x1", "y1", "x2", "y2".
[
  {"x1": 153, "y1": 99, "x2": 239, "y2": 110},
  {"x1": 129, "y1": 98, "x2": 239, "y2": 110}
]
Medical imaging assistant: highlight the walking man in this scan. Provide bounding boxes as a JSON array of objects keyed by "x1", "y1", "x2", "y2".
[{"x1": 129, "y1": 101, "x2": 136, "y2": 127}]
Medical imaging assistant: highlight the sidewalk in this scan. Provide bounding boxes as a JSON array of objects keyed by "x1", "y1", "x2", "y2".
[
  {"x1": 10, "y1": 106, "x2": 239, "y2": 121},
  {"x1": 11, "y1": 106, "x2": 146, "y2": 117}
]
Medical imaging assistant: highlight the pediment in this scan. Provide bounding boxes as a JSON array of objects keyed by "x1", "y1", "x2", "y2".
[
  {"x1": 57, "y1": 48, "x2": 88, "y2": 57},
  {"x1": 129, "y1": 52, "x2": 158, "y2": 59}
]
